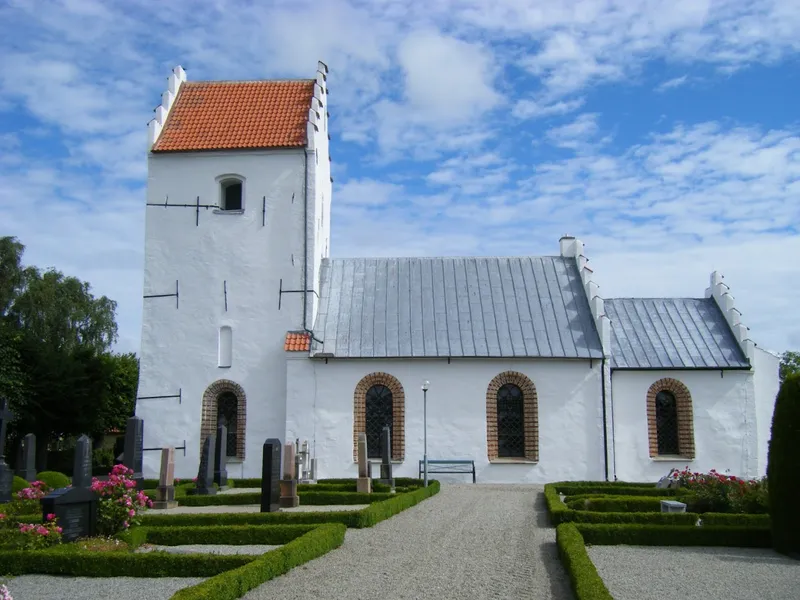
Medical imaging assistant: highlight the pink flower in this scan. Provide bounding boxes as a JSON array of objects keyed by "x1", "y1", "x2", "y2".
[
  {"x1": 36, "y1": 526, "x2": 49, "y2": 536},
  {"x1": 56, "y1": 526, "x2": 63, "y2": 534},
  {"x1": 128, "y1": 509, "x2": 136, "y2": 517},
  {"x1": 46, "y1": 513, "x2": 56, "y2": 522},
  {"x1": 0, "y1": 513, "x2": 5, "y2": 520},
  {"x1": 122, "y1": 521, "x2": 129, "y2": 529}
]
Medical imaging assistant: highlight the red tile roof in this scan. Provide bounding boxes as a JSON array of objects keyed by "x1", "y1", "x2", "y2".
[
  {"x1": 152, "y1": 80, "x2": 316, "y2": 152},
  {"x1": 284, "y1": 331, "x2": 311, "y2": 352}
]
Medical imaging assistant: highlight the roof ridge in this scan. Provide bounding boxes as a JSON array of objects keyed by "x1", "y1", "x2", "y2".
[
  {"x1": 185, "y1": 78, "x2": 315, "y2": 85},
  {"x1": 325, "y1": 255, "x2": 565, "y2": 261},
  {"x1": 606, "y1": 297, "x2": 709, "y2": 301}
]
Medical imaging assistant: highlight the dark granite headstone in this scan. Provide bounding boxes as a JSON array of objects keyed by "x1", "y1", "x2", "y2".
[
  {"x1": 72, "y1": 435, "x2": 92, "y2": 489},
  {"x1": 187, "y1": 435, "x2": 217, "y2": 495},
  {"x1": 213, "y1": 424, "x2": 229, "y2": 490},
  {"x1": 379, "y1": 426, "x2": 394, "y2": 487},
  {"x1": 15, "y1": 433, "x2": 37, "y2": 481},
  {"x1": 41, "y1": 486, "x2": 97, "y2": 542},
  {"x1": 0, "y1": 397, "x2": 15, "y2": 504},
  {"x1": 261, "y1": 438, "x2": 282, "y2": 512},
  {"x1": 123, "y1": 416, "x2": 144, "y2": 489}
]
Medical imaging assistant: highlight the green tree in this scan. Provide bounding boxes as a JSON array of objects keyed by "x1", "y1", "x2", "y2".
[
  {"x1": 780, "y1": 351, "x2": 800, "y2": 383},
  {"x1": 767, "y1": 373, "x2": 800, "y2": 556},
  {"x1": 0, "y1": 235, "x2": 135, "y2": 468}
]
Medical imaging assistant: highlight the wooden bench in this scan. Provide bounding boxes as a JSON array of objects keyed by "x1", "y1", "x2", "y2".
[{"x1": 418, "y1": 459, "x2": 476, "y2": 483}]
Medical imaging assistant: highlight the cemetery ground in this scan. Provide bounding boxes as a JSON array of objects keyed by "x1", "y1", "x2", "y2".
[{"x1": 2, "y1": 474, "x2": 800, "y2": 599}]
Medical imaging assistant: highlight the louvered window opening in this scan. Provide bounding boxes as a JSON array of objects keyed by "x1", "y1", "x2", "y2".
[
  {"x1": 656, "y1": 390, "x2": 679, "y2": 455},
  {"x1": 217, "y1": 392, "x2": 239, "y2": 457},
  {"x1": 497, "y1": 383, "x2": 525, "y2": 458},
  {"x1": 365, "y1": 384, "x2": 392, "y2": 459}
]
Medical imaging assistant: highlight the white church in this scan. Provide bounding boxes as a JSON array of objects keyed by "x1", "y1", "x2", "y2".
[{"x1": 136, "y1": 63, "x2": 780, "y2": 484}]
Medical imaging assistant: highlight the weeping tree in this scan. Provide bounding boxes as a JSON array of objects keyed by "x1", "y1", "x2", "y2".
[{"x1": 767, "y1": 373, "x2": 800, "y2": 557}]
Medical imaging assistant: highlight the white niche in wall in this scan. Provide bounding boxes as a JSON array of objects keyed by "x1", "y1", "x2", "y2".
[{"x1": 219, "y1": 326, "x2": 233, "y2": 368}]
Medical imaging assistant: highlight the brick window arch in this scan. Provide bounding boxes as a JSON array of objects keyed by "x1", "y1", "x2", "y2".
[
  {"x1": 486, "y1": 371, "x2": 538, "y2": 462},
  {"x1": 353, "y1": 373, "x2": 405, "y2": 462},
  {"x1": 201, "y1": 379, "x2": 247, "y2": 461},
  {"x1": 646, "y1": 378, "x2": 695, "y2": 459}
]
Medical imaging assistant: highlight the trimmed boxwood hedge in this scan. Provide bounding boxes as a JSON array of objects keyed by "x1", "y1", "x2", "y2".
[
  {"x1": 556, "y1": 523, "x2": 613, "y2": 600},
  {"x1": 555, "y1": 485, "x2": 682, "y2": 497},
  {"x1": 12, "y1": 475, "x2": 28, "y2": 493},
  {"x1": 176, "y1": 491, "x2": 393, "y2": 507},
  {"x1": 171, "y1": 523, "x2": 346, "y2": 600},
  {"x1": 35, "y1": 471, "x2": 71, "y2": 489},
  {"x1": 575, "y1": 523, "x2": 771, "y2": 547},
  {"x1": 144, "y1": 525, "x2": 317, "y2": 546},
  {"x1": 544, "y1": 484, "x2": 770, "y2": 527},
  {"x1": 0, "y1": 548, "x2": 254, "y2": 577},
  {"x1": 566, "y1": 496, "x2": 673, "y2": 512}
]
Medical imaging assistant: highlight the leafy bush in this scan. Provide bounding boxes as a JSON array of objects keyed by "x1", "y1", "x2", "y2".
[
  {"x1": 35, "y1": 471, "x2": 70, "y2": 489},
  {"x1": 555, "y1": 484, "x2": 681, "y2": 497},
  {"x1": 15, "y1": 480, "x2": 51, "y2": 501},
  {"x1": 669, "y1": 467, "x2": 768, "y2": 513},
  {"x1": 767, "y1": 372, "x2": 800, "y2": 555},
  {"x1": 11, "y1": 476, "x2": 28, "y2": 494},
  {"x1": 92, "y1": 448, "x2": 115, "y2": 473},
  {"x1": 10, "y1": 514, "x2": 63, "y2": 550},
  {"x1": 90, "y1": 464, "x2": 153, "y2": 535},
  {"x1": 556, "y1": 524, "x2": 613, "y2": 600}
]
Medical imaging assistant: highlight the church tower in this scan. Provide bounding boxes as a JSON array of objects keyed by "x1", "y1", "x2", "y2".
[{"x1": 136, "y1": 63, "x2": 331, "y2": 479}]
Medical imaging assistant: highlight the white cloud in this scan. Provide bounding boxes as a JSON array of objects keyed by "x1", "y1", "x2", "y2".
[
  {"x1": 655, "y1": 75, "x2": 690, "y2": 92},
  {"x1": 512, "y1": 97, "x2": 585, "y2": 120},
  {"x1": 545, "y1": 113, "x2": 602, "y2": 150}
]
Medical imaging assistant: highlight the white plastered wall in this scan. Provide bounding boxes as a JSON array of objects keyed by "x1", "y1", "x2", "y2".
[
  {"x1": 753, "y1": 346, "x2": 780, "y2": 475},
  {"x1": 286, "y1": 356, "x2": 606, "y2": 484},
  {"x1": 610, "y1": 369, "x2": 759, "y2": 482}
]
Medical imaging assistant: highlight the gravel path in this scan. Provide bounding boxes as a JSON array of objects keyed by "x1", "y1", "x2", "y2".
[
  {"x1": 6, "y1": 576, "x2": 205, "y2": 600},
  {"x1": 243, "y1": 484, "x2": 573, "y2": 600},
  {"x1": 589, "y1": 545, "x2": 800, "y2": 600}
]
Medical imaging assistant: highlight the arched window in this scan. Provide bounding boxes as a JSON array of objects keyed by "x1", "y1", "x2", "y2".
[
  {"x1": 201, "y1": 379, "x2": 247, "y2": 461},
  {"x1": 646, "y1": 378, "x2": 695, "y2": 459},
  {"x1": 365, "y1": 384, "x2": 393, "y2": 459},
  {"x1": 497, "y1": 383, "x2": 525, "y2": 458},
  {"x1": 353, "y1": 373, "x2": 405, "y2": 462},
  {"x1": 216, "y1": 391, "x2": 239, "y2": 457},
  {"x1": 655, "y1": 391, "x2": 679, "y2": 455},
  {"x1": 486, "y1": 372, "x2": 538, "y2": 462},
  {"x1": 218, "y1": 176, "x2": 244, "y2": 211}
]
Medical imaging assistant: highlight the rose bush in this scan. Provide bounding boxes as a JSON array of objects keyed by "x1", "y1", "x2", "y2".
[
  {"x1": 16, "y1": 480, "x2": 51, "y2": 501},
  {"x1": 15, "y1": 514, "x2": 63, "y2": 550},
  {"x1": 91, "y1": 464, "x2": 153, "y2": 536},
  {"x1": 669, "y1": 467, "x2": 768, "y2": 514}
]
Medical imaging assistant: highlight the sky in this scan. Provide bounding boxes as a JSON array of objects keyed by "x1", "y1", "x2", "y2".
[{"x1": 0, "y1": 0, "x2": 798, "y2": 357}]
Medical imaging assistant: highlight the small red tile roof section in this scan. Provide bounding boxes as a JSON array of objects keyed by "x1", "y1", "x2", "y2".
[
  {"x1": 284, "y1": 331, "x2": 311, "y2": 352},
  {"x1": 152, "y1": 79, "x2": 316, "y2": 152}
]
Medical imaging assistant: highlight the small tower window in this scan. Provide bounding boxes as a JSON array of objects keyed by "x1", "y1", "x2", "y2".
[
  {"x1": 218, "y1": 326, "x2": 232, "y2": 367},
  {"x1": 219, "y1": 177, "x2": 243, "y2": 211}
]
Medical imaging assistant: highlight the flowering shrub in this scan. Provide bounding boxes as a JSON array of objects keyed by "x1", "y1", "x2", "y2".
[
  {"x1": 0, "y1": 583, "x2": 11, "y2": 600},
  {"x1": 16, "y1": 480, "x2": 51, "y2": 501},
  {"x1": 670, "y1": 467, "x2": 768, "y2": 514},
  {"x1": 90, "y1": 464, "x2": 153, "y2": 536},
  {"x1": 14, "y1": 513, "x2": 63, "y2": 550}
]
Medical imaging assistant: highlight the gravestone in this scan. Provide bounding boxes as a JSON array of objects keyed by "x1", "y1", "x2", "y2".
[
  {"x1": 72, "y1": 435, "x2": 93, "y2": 489},
  {"x1": 41, "y1": 486, "x2": 98, "y2": 542},
  {"x1": 356, "y1": 432, "x2": 372, "y2": 494},
  {"x1": 15, "y1": 433, "x2": 37, "y2": 482},
  {"x1": 0, "y1": 397, "x2": 13, "y2": 503},
  {"x1": 187, "y1": 435, "x2": 217, "y2": 496},
  {"x1": 379, "y1": 426, "x2": 394, "y2": 489},
  {"x1": 279, "y1": 442, "x2": 299, "y2": 508},
  {"x1": 213, "y1": 425, "x2": 229, "y2": 490},
  {"x1": 661, "y1": 500, "x2": 687, "y2": 513},
  {"x1": 123, "y1": 416, "x2": 144, "y2": 489},
  {"x1": 153, "y1": 447, "x2": 178, "y2": 509},
  {"x1": 260, "y1": 438, "x2": 282, "y2": 512}
]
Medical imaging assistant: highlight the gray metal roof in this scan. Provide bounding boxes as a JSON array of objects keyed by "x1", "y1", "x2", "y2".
[
  {"x1": 311, "y1": 256, "x2": 604, "y2": 359},
  {"x1": 605, "y1": 298, "x2": 750, "y2": 369}
]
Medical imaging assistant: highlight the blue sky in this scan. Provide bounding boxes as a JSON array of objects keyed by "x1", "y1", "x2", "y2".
[{"x1": 0, "y1": 0, "x2": 798, "y2": 356}]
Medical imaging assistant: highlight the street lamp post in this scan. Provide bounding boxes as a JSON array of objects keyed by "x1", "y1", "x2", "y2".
[{"x1": 422, "y1": 380, "x2": 429, "y2": 488}]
